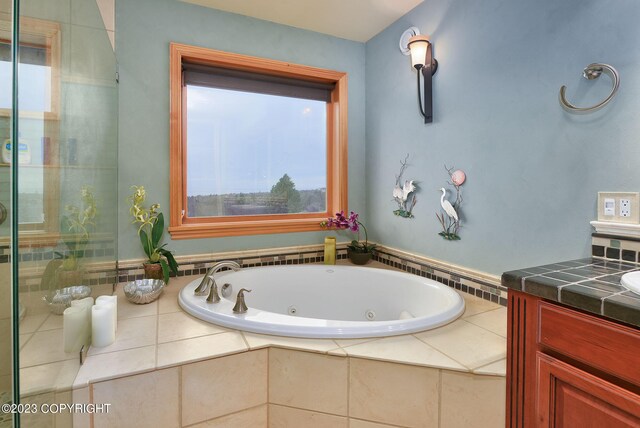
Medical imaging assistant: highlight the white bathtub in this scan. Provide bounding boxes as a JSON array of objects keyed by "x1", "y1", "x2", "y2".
[{"x1": 179, "y1": 265, "x2": 465, "y2": 338}]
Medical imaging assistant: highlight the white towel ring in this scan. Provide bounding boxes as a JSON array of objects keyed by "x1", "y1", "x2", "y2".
[{"x1": 559, "y1": 63, "x2": 620, "y2": 113}]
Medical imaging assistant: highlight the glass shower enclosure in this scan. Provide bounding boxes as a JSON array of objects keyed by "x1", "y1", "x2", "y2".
[{"x1": 1, "y1": 0, "x2": 118, "y2": 426}]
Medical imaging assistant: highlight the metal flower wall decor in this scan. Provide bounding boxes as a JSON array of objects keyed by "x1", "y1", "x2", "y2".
[
  {"x1": 436, "y1": 165, "x2": 466, "y2": 240},
  {"x1": 393, "y1": 154, "x2": 418, "y2": 218}
]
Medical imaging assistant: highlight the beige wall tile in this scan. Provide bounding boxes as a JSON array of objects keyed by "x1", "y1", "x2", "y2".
[
  {"x1": 18, "y1": 313, "x2": 47, "y2": 334},
  {"x1": 20, "y1": 392, "x2": 56, "y2": 428},
  {"x1": 415, "y1": 320, "x2": 506, "y2": 369},
  {"x1": 73, "y1": 345, "x2": 156, "y2": 387},
  {"x1": 116, "y1": 292, "x2": 158, "y2": 319},
  {"x1": 269, "y1": 348, "x2": 348, "y2": 416},
  {"x1": 158, "y1": 311, "x2": 228, "y2": 343},
  {"x1": 190, "y1": 404, "x2": 267, "y2": 427},
  {"x1": 158, "y1": 291, "x2": 181, "y2": 314},
  {"x1": 473, "y1": 359, "x2": 506, "y2": 377},
  {"x1": 182, "y1": 349, "x2": 268, "y2": 426},
  {"x1": 244, "y1": 332, "x2": 339, "y2": 353},
  {"x1": 269, "y1": 404, "x2": 348, "y2": 428},
  {"x1": 92, "y1": 367, "x2": 180, "y2": 428},
  {"x1": 349, "y1": 358, "x2": 439, "y2": 428},
  {"x1": 88, "y1": 315, "x2": 157, "y2": 355},
  {"x1": 20, "y1": 329, "x2": 78, "y2": 367},
  {"x1": 464, "y1": 307, "x2": 507, "y2": 337},
  {"x1": 20, "y1": 359, "x2": 80, "y2": 395},
  {"x1": 459, "y1": 292, "x2": 501, "y2": 318},
  {"x1": 341, "y1": 335, "x2": 465, "y2": 371},
  {"x1": 441, "y1": 371, "x2": 506, "y2": 428},
  {"x1": 0, "y1": 319, "x2": 10, "y2": 378},
  {"x1": 72, "y1": 387, "x2": 91, "y2": 428},
  {"x1": 349, "y1": 419, "x2": 400, "y2": 428},
  {"x1": 157, "y1": 331, "x2": 247, "y2": 368},
  {"x1": 54, "y1": 389, "x2": 73, "y2": 428}
]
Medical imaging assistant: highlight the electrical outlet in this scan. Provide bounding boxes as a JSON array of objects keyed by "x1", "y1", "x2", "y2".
[
  {"x1": 597, "y1": 192, "x2": 640, "y2": 224},
  {"x1": 620, "y1": 199, "x2": 631, "y2": 217}
]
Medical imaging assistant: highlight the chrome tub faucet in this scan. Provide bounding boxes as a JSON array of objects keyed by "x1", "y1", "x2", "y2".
[{"x1": 193, "y1": 260, "x2": 241, "y2": 297}]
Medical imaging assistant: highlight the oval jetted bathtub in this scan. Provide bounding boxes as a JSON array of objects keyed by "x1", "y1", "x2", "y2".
[{"x1": 179, "y1": 265, "x2": 465, "y2": 338}]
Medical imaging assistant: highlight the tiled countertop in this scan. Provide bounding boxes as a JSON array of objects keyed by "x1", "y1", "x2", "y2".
[
  {"x1": 502, "y1": 257, "x2": 640, "y2": 327},
  {"x1": 19, "y1": 262, "x2": 507, "y2": 395}
]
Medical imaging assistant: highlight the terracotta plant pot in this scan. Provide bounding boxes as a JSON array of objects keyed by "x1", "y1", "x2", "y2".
[
  {"x1": 347, "y1": 249, "x2": 373, "y2": 265},
  {"x1": 143, "y1": 263, "x2": 164, "y2": 280}
]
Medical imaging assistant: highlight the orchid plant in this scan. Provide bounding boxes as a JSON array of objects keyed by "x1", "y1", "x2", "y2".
[
  {"x1": 129, "y1": 186, "x2": 178, "y2": 283},
  {"x1": 321, "y1": 211, "x2": 375, "y2": 254},
  {"x1": 57, "y1": 186, "x2": 97, "y2": 271}
]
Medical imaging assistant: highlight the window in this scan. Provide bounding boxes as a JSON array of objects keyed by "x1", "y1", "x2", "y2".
[
  {"x1": 0, "y1": 16, "x2": 60, "y2": 236},
  {"x1": 169, "y1": 43, "x2": 348, "y2": 239}
]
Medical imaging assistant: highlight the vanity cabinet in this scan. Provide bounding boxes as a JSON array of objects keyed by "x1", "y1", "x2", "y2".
[{"x1": 506, "y1": 290, "x2": 640, "y2": 427}]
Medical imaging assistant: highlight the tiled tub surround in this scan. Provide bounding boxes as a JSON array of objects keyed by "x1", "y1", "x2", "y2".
[
  {"x1": 19, "y1": 265, "x2": 507, "y2": 428},
  {"x1": 502, "y1": 258, "x2": 640, "y2": 327},
  {"x1": 118, "y1": 243, "x2": 506, "y2": 306}
]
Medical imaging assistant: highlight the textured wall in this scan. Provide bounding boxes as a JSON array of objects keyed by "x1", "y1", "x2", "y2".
[
  {"x1": 365, "y1": 0, "x2": 640, "y2": 275},
  {"x1": 116, "y1": 0, "x2": 366, "y2": 260}
]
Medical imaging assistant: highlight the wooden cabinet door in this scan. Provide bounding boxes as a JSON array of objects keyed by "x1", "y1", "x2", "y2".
[{"x1": 536, "y1": 353, "x2": 640, "y2": 428}]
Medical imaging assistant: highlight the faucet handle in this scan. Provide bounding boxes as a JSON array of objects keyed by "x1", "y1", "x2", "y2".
[
  {"x1": 233, "y1": 288, "x2": 252, "y2": 314},
  {"x1": 206, "y1": 279, "x2": 221, "y2": 303}
]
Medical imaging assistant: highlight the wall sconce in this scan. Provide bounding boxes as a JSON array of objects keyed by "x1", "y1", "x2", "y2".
[{"x1": 400, "y1": 27, "x2": 438, "y2": 123}]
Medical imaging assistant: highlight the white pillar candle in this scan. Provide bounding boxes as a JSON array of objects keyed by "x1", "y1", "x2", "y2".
[
  {"x1": 71, "y1": 296, "x2": 94, "y2": 309},
  {"x1": 63, "y1": 306, "x2": 87, "y2": 353},
  {"x1": 70, "y1": 297, "x2": 94, "y2": 348},
  {"x1": 91, "y1": 304, "x2": 115, "y2": 348},
  {"x1": 96, "y1": 295, "x2": 118, "y2": 332}
]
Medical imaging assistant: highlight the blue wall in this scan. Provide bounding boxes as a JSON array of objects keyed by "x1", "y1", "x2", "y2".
[
  {"x1": 116, "y1": 0, "x2": 366, "y2": 260},
  {"x1": 365, "y1": 0, "x2": 640, "y2": 275},
  {"x1": 118, "y1": 0, "x2": 640, "y2": 276}
]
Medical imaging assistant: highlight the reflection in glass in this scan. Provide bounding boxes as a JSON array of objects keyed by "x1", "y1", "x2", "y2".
[{"x1": 11, "y1": 1, "x2": 119, "y2": 426}]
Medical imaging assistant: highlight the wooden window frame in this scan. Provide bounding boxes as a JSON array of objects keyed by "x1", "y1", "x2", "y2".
[
  {"x1": 168, "y1": 43, "x2": 348, "y2": 239},
  {"x1": 0, "y1": 14, "x2": 61, "y2": 242}
]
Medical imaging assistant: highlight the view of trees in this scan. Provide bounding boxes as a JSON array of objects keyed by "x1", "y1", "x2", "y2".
[
  {"x1": 270, "y1": 174, "x2": 302, "y2": 213},
  {"x1": 187, "y1": 173, "x2": 326, "y2": 217}
]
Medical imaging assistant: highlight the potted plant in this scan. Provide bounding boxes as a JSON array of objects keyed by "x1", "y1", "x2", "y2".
[
  {"x1": 322, "y1": 211, "x2": 376, "y2": 265},
  {"x1": 128, "y1": 186, "x2": 178, "y2": 283},
  {"x1": 55, "y1": 186, "x2": 97, "y2": 287}
]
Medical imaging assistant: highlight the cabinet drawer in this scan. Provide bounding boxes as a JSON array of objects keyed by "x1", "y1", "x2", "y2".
[{"x1": 538, "y1": 301, "x2": 640, "y2": 386}]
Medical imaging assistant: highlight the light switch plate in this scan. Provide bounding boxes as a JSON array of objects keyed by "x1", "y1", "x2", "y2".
[{"x1": 597, "y1": 192, "x2": 640, "y2": 224}]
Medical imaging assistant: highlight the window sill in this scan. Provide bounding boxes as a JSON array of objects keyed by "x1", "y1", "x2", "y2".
[{"x1": 168, "y1": 217, "x2": 328, "y2": 239}]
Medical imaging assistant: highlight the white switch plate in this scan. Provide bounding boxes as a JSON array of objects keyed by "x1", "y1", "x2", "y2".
[
  {"x1": 604, "y1": 198, "x2": 615, "y2": 216},
  {"x1": 598, "y1": 192, "x2": 640, "y2": 224}
]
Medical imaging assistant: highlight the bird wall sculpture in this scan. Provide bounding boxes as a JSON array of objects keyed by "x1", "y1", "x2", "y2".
[
  {"x1": 393, "y1": 155, "x2": 418, "y2": 218},
  {"x1": 436, "y1": 166, "x2": 465, "y2": 240}
]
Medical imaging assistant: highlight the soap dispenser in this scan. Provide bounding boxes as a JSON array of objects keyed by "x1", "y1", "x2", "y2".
[{"x1": 324, "y1": 237, "x2": 336, "y2": 265}]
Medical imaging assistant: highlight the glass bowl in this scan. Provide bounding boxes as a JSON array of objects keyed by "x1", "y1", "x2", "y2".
[{"x1": 124, "y1": 279, "x2": 165, "y2": 304}]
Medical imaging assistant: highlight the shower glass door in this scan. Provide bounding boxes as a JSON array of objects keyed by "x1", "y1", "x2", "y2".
[{"x1": 3, "y1": 0, "x2": 118, "y2": 426}]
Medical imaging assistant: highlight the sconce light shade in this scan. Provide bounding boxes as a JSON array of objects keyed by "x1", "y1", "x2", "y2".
[
  {"x1": 402, "y1": 31, "x2": 438, "y2": 124},
  {"x1": 407, "y1": 35, "x2": 430, "y2": 69}
]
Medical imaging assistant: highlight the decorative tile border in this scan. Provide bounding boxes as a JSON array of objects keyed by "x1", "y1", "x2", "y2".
[
  {"x1": 0, "y1": 240, "x2": 116, "y2": 264},
  {"x1": 117, "y1": 243, "x2": 505, "y2": 307},
  {"x1": 592, "y1": 233, "x2": 640, "y2": 263},
  {"x1": 373, "y1": 247, "x2": 506, "y2": 306}
]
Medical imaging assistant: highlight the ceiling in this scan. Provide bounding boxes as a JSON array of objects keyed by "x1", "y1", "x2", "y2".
[{"x1": 179, "y1": 0, "x2": 424, "y2": 42}]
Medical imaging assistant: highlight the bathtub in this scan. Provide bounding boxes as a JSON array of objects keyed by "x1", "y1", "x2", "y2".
[{"x1": 179, "y1": 265, "x2": 465, "y2": 338}]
